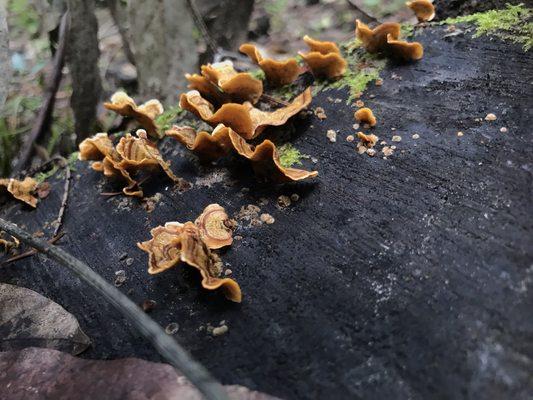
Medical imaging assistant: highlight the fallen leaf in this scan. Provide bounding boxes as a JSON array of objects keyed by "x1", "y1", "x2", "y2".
[
  {"x1": 0, "y1": 283, "x2": 90, "y2": 355},
  {"x1": 0, "y1": 347, "x2": 280, "y2": 400}
]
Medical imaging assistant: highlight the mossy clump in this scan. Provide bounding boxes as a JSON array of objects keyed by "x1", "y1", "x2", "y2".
[
  {"x1": 278, "y1": 143, "x2": 304, "y2": 167},
  {"x1": 442, "y1": 4, "x2": 533, "y2": 51},
  {"x1": 249, "y1": 69, "x2": 266, "y2": 81},
  {"x1": 155, "y1": 105, "x2": 187, "y2": 131}
]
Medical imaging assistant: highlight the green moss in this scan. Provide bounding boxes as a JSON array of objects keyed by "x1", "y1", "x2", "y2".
[
  {"x1": 442, "y1": 4, "x2": 533, "y2": 51},
  {"x1": 271, "y1": 82, "x2": 301, "y2": 102},
  {"x1": 278, "y1": 143, "x2": 304, "y2": 168},
  {"x1": 315, "y1": 40, "x2": 387, "y2": 104},
  {"x1": 401, "y1": 23, "x2": 415, "y2": 39},
  {"x1": 155, "y1": 104, "x2": 187, "y2": 132},
  {"x1": 249, "y1": 69, "x2": 265, "y2": 80}
]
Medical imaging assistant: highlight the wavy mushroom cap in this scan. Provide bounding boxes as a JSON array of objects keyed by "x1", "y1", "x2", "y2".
[
  {"x1": 354, "y1": 107, "x2": 377, "y2": 127},
  {"x1": 355, "y1": 19, "x2": 401, "y2": 53},
  {"x1": 386, "y1": 34, "x2": 424, "y2": 61},
  {"x1": 406, "y1": 0, "x2": 435, "y2": 22},
  {"x1": 302, "y1": 35, "x2": 341, "y2": 55}
]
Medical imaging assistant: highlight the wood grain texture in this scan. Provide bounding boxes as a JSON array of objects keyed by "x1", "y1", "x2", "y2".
[{"x1": 1, "y1": 26, "x2": 532, "y2": 400}]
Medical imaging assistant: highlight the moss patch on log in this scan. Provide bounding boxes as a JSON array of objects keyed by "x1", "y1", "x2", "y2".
[
  {"x1": 278, "y1": 143, "x2": 304, "y2": 167},
  {"x1": 441, "y1": 4, "x2": 533, "y2": 51}
]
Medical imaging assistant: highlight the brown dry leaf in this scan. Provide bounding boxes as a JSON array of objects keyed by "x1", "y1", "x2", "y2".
[
  {"x1": 406, "y1": 0, "x2": 436, "y2": 22},
  {"x1": 228, "y1": 131, "x2": 318, "y2": 183},
  {"x1": 355, "y1": 19, "x2": 401, "y2": 53},
  {"x1": 137, "y1": 222, "x2": 184, "y2": 274},
  {"x1": 298, "y1": 35, "x2": 347, "y2": 79},
  {"x1": 386, "y1": 34, "x2": 424, "y2": 61},
  {"x1": 0, "y1": 347, "x2": 281, "y2": 400},
  {"x1": 195, "y1": 203, "x2": 234, "y2": 249},
  {"x1": 103, "y1": 91, "x2": 164, "y2": 138},
  {"x1": 354, "y1": 107, "x2": 377, "y2": 127},
  {"x1": 187, "y1": 60, "x2": 263, "y2": 105},
  {"x1": 179, "y1": 87, "x2": 312, "y2": 140},
  {"x1": 165, "y1": 124, "x2": 234, "y2": 161},
  {"x1": 0, "y1": 177, "x2": 38, "y2": 207},
  {"x1": 239, "y1": 43, "x2": 301, "y2": 87}
]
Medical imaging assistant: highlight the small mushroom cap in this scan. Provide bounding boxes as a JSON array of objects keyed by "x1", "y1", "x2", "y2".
[
  {"x1": 357, "y1": 132, "x2": 379, "y2": 147},
  {"x1": 179, "y1": 222, "x2": 242, "y2": 303},
  {"x1": 78, "y1": 133, "x2": 115, "y2": 161},
  {"x1": 354, "y1": 108, "x2": 377, "y2": 127},
  {"x1": 228, "y1": 131, "x2": 318, "y2": 183},
  {"x1": 185, "y1": 73, "x2": 226, "y2": 105},
  {"x1": 298, "y1": 51, "x2": 347, "y2": 79},
  {"x1": 406, "y1": 0, "x2": 435, "y2": 22},
  {"x1": 303, "y1": 35, "x2": 341, "y2": 55},
  {"x1": 239, "y1": 44, "x2": 301, "y2": 87},
  {"x1": 201, "y1": 61, "x2": 263, "y2": 104},
  {"x1": 355, "y1": 19, "x2": 401, "y2": 53},
  {"x1": 386, "y1": 34, "x2": 424, "y2": 61},
  {"x1": 137, "y1": 223, "x2": 184, "y2": 274},
  {"x1": 195, "y1": 203, "x2": 234, "y2": 249},
  {"x1": 104, "y1": 91, "x2": 164, "y2": 138},
  {"x1": 166, "y1": 124, "x2": 234, "y2": 161},
  {"x1": 0, "y1": 177, "x2": 38, "y2": 207}
]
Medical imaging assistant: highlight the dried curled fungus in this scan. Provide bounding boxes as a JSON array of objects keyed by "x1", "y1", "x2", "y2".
[
  {"x1": 354, "y1": 107, "x2": 377, "y2": 126},
  {"x1": 228, "y1": 132, "x2": 318, "y2": 183},
  {"x1": 386, "y1": 34, "x2": 424, "y2": 61},
  {"x1": 0, "y1": 177, "x2": 38, "y2": 207},
  {"x1": 78, "y1": 130, "x2": 181, "y2": 197},
  {"x1": 357, "y1": 132, "x2": 379, "y2": 147},
  {"x1": 186, "y1": 60, "x2": 263, "y2": 105},
  {"x1": 406, "y1": 0, "x2": 435, "y2": 22},
  {"x1": 167, "y1": 124, "x2": 318, "y2": 182},
  {"x1": 355, "y1": 19, "x2": 401, "y2": 53},
  {"x1": 165, "y1": 124, "x2": 234, "y2": 161},
  {"x1": 239, "y1": 43, "x2": 301, "y2": 87},
  {"x1": 104, "y1": 92, "x2": 164, "y2": 137},
  {"x1": 298, "y1": 35, "x2": 347, "y2": 79},
  {"x1": 137, "y1": 205, "x2": 241, "y2": 302},
  {"x1": 179, "y1": 87, "x2": 312, "y2": 140},
  {"x1": 195, "y1": 203, "x2": 234, "y2": 249}
]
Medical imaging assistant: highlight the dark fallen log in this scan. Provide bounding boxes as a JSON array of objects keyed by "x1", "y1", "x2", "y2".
[{"x1": 1, "y1": 24, "x2": 532, "y2": 400}]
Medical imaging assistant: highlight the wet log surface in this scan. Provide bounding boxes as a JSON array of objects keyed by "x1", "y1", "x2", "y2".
[{"x1": 1, "y1": 25, "x2": 532, "y2": 400}]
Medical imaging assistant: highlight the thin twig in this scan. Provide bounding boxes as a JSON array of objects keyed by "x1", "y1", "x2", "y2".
[
  {"x1": 186, "y1": 0, "x2": 219, "y2": 58},
  {"x1": 346, "y1": 0, "x2": 380, "y2": 23},
  {"x1": 2, "y1": 232, "x2": 64, "y2": 265},
  {"x1": 14, "y1": 12, "x2": 70, "y2": 174},
  {"x1": 260, "y1": 94, "x2": 290, "y2": 107},
  {"x1": 53, "y1": 157, "x2": 71, "y2": 237},
  {"x1": 0, "y1": 218, "x2": 229, "y2": 400}
]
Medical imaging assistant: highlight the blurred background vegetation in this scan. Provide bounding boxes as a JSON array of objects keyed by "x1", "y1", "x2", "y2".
[{"x1": 0, "y1": 0, "x2": 416, "y2": 177}]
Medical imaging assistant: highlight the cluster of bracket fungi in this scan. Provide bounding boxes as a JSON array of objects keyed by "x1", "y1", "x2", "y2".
[{"x1": 4, "y1": 4, "x2": 432, "y2": 299}]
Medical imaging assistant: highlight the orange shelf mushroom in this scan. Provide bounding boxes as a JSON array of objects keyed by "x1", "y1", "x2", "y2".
[
  {"x1": 166, "y1": 124, "x2": 234, "y2": 162},
  {"x1": 0, "y1": 177, "x2": 38, "y2": 207},
  {"x1": 386, "y1": 34, "x2": 424, "y2": 61},
  {"x1": 239, "y1": 43, "x2": 301, "y2": 87},
  {"x1": 138, "y1": 205, "x2": 241, "y2": 303},
  {"x1": 298, "y1": 35, "x2": 347, "y2": 79},
  {"x1": 354, "y1": 107, "x2": 377, "y2": 127},
  {"x1": 167, "y1": 124, "x2": 318, "y2": 183},
  {"x1": 355, "y1": 19, "x2": 401, "y2": 53},
  {"x1": 186, "y1": 60, "x2": 263, "y2": 105},
  {"x1": 406, "y1": 0, "x2": 436, "y2": 22},
  {"x1": 179, "y1": 87, "x2": 312, "y2": 140},
  {"x1": 104, "y1": 92, "x2": 164, "y2": 138}
]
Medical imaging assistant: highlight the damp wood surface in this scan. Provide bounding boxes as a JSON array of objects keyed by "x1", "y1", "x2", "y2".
[{"x1": 1, "y1": 25, "x2": 532, "y2": 400}]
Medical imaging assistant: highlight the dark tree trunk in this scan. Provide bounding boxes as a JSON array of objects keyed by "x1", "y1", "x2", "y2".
[{"x1": 66, "y1": 0, "x2": 102, "y2": 143}]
